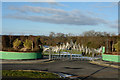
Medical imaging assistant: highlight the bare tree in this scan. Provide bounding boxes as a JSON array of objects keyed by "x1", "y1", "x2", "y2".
[
  {"x1": 56, "y1": 33, "x2": 65, "y2": 37},
  {"x1": 49, "y1": 32, "x2": 55, "y2": 38}
]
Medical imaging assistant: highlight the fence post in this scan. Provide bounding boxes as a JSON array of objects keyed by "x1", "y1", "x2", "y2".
[
  {"x1": 49, "y1": 49, "x2": 52, "y2": 60},
  {"x1": 70, "y1": 50, "x2": 72, "y2": 60},
  {"x1": 102, "y1": 46, "x2": 105, "y2": 54}
]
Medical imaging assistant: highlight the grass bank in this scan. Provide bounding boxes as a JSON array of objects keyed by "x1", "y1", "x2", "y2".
[{"x1": 2, "y1": 70, "x2": 60, "y2": 78}]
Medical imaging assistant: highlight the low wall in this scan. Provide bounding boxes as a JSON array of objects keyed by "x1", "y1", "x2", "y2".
[
  {"x1": 102, "y1": 47, "x2": 120, "y2": 62},
  {"x1": 0, "y1": 51, "x2": 43, "y2": 60},
  {"x1": 102, "y1": 54, "x2": 120, "y2": 62}
]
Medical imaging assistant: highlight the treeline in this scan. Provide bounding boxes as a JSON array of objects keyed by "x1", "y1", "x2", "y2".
[
  {"x1": 0, "y1": 30, "x2": 119, "y2": 52},
  {"x1": 1, "y1": 35, "x2": 43, "y2": 52}
]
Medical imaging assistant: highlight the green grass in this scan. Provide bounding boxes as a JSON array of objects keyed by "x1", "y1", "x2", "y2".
[
  {"x1": 44, "y1": 50, "x2": 82, "y2": 54},
  {"x1": 43, "y1": 50, "x2": 96, "y2": 57},
  {"x1": 2, "y1": 70, "x2": 60, "y2": 78},
  {"x1": 64, "y1": 50, "x2": 82, "y2": 54},
  {"x1": 43, "y1": 53, "x2": 49, "y2": 56}
]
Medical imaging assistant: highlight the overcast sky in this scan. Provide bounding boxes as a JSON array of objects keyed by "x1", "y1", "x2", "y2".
[{"x1": 2, "y1": 2, "x2": 118, "y2": 35}]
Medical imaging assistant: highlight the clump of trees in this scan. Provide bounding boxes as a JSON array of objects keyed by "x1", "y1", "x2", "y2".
[
  {"x1": 82, "y1": 30, "x2": 115, "y2": 37},
  {"x1": 13, "y1": 39, "x2": 22, "y2": 50},
  {"x1": 2, "y1": 35, "x2": 43, "y2": 52},
  {"x1": 1, "y1": 30, "x2": 119, "y2": 52},
  {"x1": 114, "y1": 41, "x2": 120, "y2": 52},
  {"x1": 23, "y1": 39, "x2": 33, "y2": 50}
]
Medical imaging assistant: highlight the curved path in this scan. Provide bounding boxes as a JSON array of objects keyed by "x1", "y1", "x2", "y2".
[{"x1": 2, "y1": 60, "x2": 119, "y2": 80}]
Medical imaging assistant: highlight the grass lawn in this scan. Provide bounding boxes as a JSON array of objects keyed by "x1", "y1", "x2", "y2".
[
  {"x1": 44, "y1": 50, "x2": 82, "y2": 55},
  {"x1": 43, "y1": 50, "x2": 97, "y2": 57},
  {"x1": 2, "y1": 70, "x2": 60, "y2": 78}
]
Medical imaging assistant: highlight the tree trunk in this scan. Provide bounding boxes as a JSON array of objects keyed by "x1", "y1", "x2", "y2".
[{"x1": 32, "y1": 42, "x2": 33, "y2": 51}]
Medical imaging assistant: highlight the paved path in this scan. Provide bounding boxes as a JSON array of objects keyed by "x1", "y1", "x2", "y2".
[
  {"x1": 90, "y1": 60, "x2": 120, "y2": 69},
  {"x1": 2, "y1": 60, "x2": 119, "y2": 80}
]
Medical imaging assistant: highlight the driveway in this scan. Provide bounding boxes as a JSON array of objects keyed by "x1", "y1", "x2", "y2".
[{"x1": 2, "y1": 60, "x2": 119, "y2": 80}]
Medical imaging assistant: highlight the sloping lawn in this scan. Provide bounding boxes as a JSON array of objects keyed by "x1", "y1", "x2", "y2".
[{"x1": 2, "y1": 70, "x2": 60, "y2": 78}]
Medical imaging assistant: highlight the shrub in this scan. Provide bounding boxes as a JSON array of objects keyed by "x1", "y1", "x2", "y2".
[
  {"x1": 23, "y1": 39, "x2": 33, "y2": 50},
  {"x1": 13, "y1": 39, "x2": 22, "y2": 50},
  {"x1": 114, "y1": 41, "x2": 120, "y2": 52}
]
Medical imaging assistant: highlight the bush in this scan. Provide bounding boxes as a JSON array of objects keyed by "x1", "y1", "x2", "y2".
[
  {"x1": 23, "y1": 39, "x2": 33, "y2": 50},
  {"x1": 114, "y1": 41, "x2": 120, "y2": 52},
  {"x1": 13, "y1": 39, "x2": 22, "y2": 50}
]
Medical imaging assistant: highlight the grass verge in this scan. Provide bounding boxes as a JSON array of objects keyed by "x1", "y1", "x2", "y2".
[{"x1": 2, "y1": 70, "x2": 60, "y2": 78}]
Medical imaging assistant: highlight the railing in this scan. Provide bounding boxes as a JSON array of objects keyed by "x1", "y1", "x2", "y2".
[{"x1": 46, "y1": 53, "x2": 101, "y2": 61}]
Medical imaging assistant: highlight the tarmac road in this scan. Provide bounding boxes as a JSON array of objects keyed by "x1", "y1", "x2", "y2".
[{"x1": 2, "y1": 60, "x2": 120, "y2": 80}]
